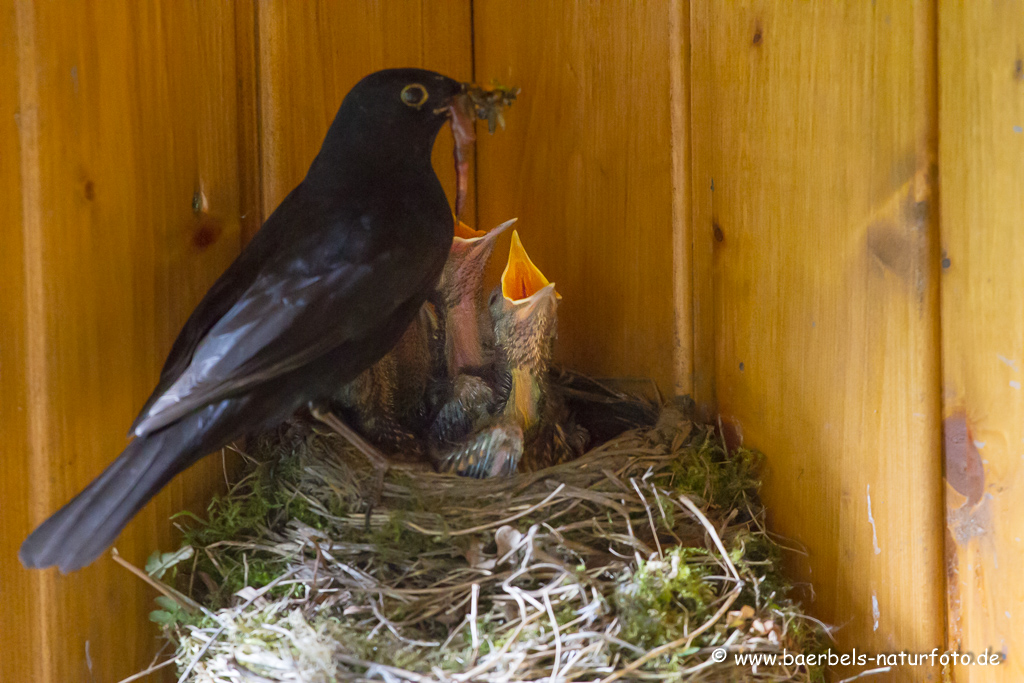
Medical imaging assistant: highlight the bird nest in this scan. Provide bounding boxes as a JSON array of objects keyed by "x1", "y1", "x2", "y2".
[{"x1": 126, "y1": 403, "x2": 827, "y2": 683}]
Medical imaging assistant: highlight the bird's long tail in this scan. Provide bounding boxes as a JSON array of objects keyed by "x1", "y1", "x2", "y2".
[{"x1": 19, "y1": 408, "x2": 227, "y2": 574}]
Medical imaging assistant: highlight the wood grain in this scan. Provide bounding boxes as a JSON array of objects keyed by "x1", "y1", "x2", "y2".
[
  {"x1": 255, "y1": 0, "x2": 474, "y2": 224},
  {"x1": 939, "y1": 2, "x2": 1024, "y2": 679},
  {"x1": 692, "y1": 1, "x2": 945, "y2": 678},
  {"x1": 5, "y1": 3, "x2": 1024, "y2": 681},
  {"x1": 3, "y1": 1, "x2": 247, "y2": 681},
  {"x1": 689, "y1": 0, "x2": 716, "y2": 420},
  {"x1": 473, "y1": 0, "x2": 679, "y2": 395},
  {"x1": 0, "y1": 2, "x2": 39, "y2": 680}
]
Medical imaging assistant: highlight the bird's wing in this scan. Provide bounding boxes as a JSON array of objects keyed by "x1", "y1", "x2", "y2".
[
  {"x1": 129, "y1": 198, "x2": 291, "y2": 435},
  {"x1": 133, "y1": 239, "x2": 435, "y2": 437}
]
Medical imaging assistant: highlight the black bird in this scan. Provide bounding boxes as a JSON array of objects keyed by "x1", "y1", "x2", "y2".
[{"x1": 21, "y1": 68, "x2": 475, "y2": 573}]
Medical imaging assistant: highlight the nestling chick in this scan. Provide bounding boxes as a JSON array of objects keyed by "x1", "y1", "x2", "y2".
[
  {"x1": 337, "y1": 217, "x2": 513, "y2": 456},
  {"x1": 429, "y1": 218, "x2": 516, "y2": 444},
  {"x1": 441, "y1": 218, "x2": 517, "y2": 375},
  {"x1": 435, "y1": 231, "x2": 587, "y2": 476},
  {"x1": 334, "y1": 302, "x2": 440, "y2": 457}
]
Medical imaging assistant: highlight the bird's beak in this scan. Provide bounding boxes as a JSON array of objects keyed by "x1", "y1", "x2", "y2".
[
  {"x1": 453, "y1": 217, "x2": 487, "y2": 240},
  {"x1": 451, "y1": 217, "x2": 516, "y2": 255},
  {"x1": 500, "y1": 230, "x2": 561, "y2": 305},
  {"x1": 517, "y1": 281, "x2": 559, "y2": 319}
]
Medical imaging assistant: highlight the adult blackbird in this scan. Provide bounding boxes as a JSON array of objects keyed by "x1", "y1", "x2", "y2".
[{"x1": 21, "y1": 68, "x2": 474, "y2": 573}]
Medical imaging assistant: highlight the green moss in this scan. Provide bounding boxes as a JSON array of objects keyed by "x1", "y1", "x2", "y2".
[
  {"x1": 614, "y1": 546, "x2": 717, "y2": 649},
  {"x1": 670, "y1": 428, "x2": 763, "y2": 512},
  {"x1": 171, "y1": 444, "x2": 314, "y2": 605}
]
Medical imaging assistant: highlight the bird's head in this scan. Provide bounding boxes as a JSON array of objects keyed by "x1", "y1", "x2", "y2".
[
  {"x1": 343, "y1": 68, "x2": 467, "y2": 138},
  {"x1": 311, "y1": 69, "x2": 471, "y2": 196},
  {"x1": 439, "y1": 217, "x2": 517, "y2": 374},
  {"x1": 443, "y1": 217, "x2": 517, "y2": 304},
  {"x1": 490, "y1": 230, "x2": 560, "y2": 373}
]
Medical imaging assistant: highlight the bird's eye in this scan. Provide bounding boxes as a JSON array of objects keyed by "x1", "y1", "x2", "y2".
[{"x1": 400, "y1": 84, "x2": 429, "y2": 109}]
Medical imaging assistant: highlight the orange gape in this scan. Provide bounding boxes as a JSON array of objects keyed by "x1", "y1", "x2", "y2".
[
  {"x1": 453, "y1": 217, "x2": 487, "y2": 240},
  {"x1": 501, "y1": 230, "x2": 552, "y2": 301}
]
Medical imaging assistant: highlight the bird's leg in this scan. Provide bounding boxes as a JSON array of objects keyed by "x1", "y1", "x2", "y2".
[{"x1": 310, "y1": 406, "x2": 388, "y2": 511}]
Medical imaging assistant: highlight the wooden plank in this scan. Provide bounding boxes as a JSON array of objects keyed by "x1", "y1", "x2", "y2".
[
  {"x1": 4, "y1": 1, "x2": 247, "y2": 681},
  {"x1": 689, "y1": 0, "x2": 716, "y2": 420},
  {"x1": 255, "y1": 0, "x2": 474, "y2": 223},
  {"x1": 939, "y1": 1, "x2": 1024, "y2": 679},
  {"x1": 0, "y1": 2, "x2": 40, "y2": 681},
  {"x1": 473, "y1": 0, "x2": 679, "y2": 394},
  {"x1": 235, "y1": 0, "x2": 263, "y2": 242},
  {"x1": 694, "y1": 1, "x2": 944, "y2": 678},
  {"x1": 669, "y1": 0, "x2": 693, "y2": 399}
]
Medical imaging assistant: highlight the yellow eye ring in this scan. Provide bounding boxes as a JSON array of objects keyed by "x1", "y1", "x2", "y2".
[{"x1": 400, "y1": 83, "x2": 429, "y2": 109}]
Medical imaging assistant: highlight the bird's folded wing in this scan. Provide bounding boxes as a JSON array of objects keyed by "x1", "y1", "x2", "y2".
[{"x1": 132, "y1": 253, "x2": 405, "y2": 437}]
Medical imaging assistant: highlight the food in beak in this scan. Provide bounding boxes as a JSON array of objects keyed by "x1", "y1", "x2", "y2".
[
  {"x1": 449, "y1": 95, "x2": 476, "y2": 218},
  {"x1": 449, "y1": 83, "x2": 518, "y2": 218}
]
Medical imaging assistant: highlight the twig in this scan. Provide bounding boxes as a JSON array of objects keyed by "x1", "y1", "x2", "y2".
[
  {"x1": 406, "y1": 483, "x2": 567, "y2": 537},
  {"x1": 470, "y1": 582, "x2": 481, "y2": 662},
  {"x1": 110, "y1": 548, "x2": 201, "y2": 613},
  {"x1": 115, "y1": 656, "x2": 176, "y2": 683}
]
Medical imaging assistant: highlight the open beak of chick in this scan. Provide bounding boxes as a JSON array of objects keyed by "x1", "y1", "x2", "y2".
[
  {"x1": 500, "y1": 229, "x2": 561, "y2": 322},
  {"x1": 451, "y1": 217, "x2": 516, "y2": 260}
]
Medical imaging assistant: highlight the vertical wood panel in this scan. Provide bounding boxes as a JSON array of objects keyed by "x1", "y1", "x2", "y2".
[
  {"x1": 3, "y1": 1, "x2": 248, "y2": 681},
  {"x1": 694, "y1": 2, "x2": 944, "y2": 678},
  {"x1": 0, "y1": 1, "x2": 38, "y2": 680},
  {"x1": 940, "y1": 2, "x2": 1024, "y2": 679},
  {"x1": 255, "y1": 0, "x2": 474, "y2": 224},
  {"x1": 235, "y1": 0, "x2": 263, "y2": 244},
  {"x1": 473, "y1": 0, "x2": 679, "y2": 394},
  {"x1": 689, "y1": 0, "x2": 716, "y2": 419}
]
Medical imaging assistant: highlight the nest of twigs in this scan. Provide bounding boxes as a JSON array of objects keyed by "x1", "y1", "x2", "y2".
[{"x1": 129, "y1": 403, "x2": 827, "y2": 683}]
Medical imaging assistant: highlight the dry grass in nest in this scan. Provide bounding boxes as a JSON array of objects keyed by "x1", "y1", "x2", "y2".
[{"x1": 123, "y1": 403, "x2": 830, "y2": 683}]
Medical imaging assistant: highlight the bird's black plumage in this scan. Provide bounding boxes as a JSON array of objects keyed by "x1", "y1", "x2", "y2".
[{"x1": 21, "y1": 68, "x2": 467, "y2": 573}]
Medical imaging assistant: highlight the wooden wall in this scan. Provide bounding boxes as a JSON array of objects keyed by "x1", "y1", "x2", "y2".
[
  {"x1": 3, "y1": 1, "x2": 248, "y2": 681},
  {"x1": 939, "y1": 2, "x2": 1024, "y2": 680},
  {"x1": 2, "y1": 2, "x2": 1021, "y2": 682},
  {"x1": 694, "y1": 0, "x2": 946, "y2": 675}
]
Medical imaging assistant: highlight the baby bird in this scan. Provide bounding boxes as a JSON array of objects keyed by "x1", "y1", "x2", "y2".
[
  {"x1": 428, "y1": 218, "x2": 516, "y2": 444},
  {"x1": 434, "y1": 231, "x2": 587, "y2": 477},
  {"x1": 336, "y1": 218, "x2": 512, "y2": 456},
  {"x1": 441, "y1": 218, "x2": 517, "y2": 374},
  {"x1": 334, "y1": 302, "x2": 439, "y2": 457}
]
